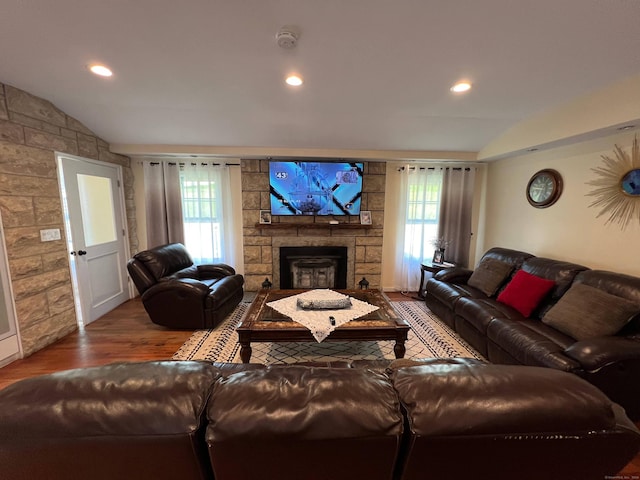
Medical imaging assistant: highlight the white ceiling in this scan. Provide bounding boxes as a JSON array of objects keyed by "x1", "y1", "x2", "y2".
[{"x1": 1, "y1": 0, "x2": 639, "y2": 159}]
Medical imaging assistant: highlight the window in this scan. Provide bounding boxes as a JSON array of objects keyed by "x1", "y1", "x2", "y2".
[
  {"x1": 404, "y1": 169, "x2": 443, "y2": 261},
  {"x1": 143, "y1": 161, "x2": 237, "y2": 267},
  {"x1": 181, "y1": 178, "x2": 218, "y2": 221},
  {"x1": 179, "y1": 165, "x2": 225, "y2": 264}
]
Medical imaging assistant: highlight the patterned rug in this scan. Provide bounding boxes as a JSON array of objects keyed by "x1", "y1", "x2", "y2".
[{"x1": 173, "y1": 300, "x2": 484, "y2": 364}]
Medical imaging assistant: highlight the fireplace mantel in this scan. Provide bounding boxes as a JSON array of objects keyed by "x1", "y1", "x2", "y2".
[{"x1": 255, "y1": 222, "x2": 372, "y2": 230}]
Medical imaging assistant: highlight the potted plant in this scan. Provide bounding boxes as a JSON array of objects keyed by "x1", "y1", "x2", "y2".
[{"x1": 431, "y1": 238, "x2": 450, "y2": 264}]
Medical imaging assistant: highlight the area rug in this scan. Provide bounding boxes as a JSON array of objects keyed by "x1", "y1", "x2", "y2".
[{"x1": 173, "y1": 300, "x2": 484, "y2": 364}]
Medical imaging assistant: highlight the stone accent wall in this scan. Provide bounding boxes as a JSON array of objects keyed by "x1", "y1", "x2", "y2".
[
  {"x1": 0, "y1": 83, "x2": 138, "y2": 356},
  {"x1": 241, "y1": 159, "x2": 385, "y2": 291}
]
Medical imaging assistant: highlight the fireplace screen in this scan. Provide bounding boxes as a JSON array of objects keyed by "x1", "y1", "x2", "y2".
[
  {"x1": 289, "y1": 257, "x2": 338, "y2": 289},
  {"x1": 279, "y1": 246, "x2": 348, "y2": 289}
]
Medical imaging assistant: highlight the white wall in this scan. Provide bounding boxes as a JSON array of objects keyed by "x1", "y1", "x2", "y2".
[{"x1": 483, "y1": 129, "x2": 640, "y2": 276}]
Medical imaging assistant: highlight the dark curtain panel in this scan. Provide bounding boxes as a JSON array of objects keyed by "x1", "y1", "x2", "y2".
[
  {"x1": 143, "y1": 162, "x2": 184, "y2": 248},
  {"x1": 438, "y1": 168, "x2": 476, "y2": 267}
]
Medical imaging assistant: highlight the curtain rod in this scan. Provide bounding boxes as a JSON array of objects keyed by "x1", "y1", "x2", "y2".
[
  {"x1": 397, "y1": 166, "x2": 474, "y2": 172},
  {"x1": 148, "y1": 161, "x2": 240, "y2": 166}
]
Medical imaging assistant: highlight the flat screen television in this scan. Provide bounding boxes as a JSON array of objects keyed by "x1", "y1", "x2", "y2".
[{"x1": 269, "y1": 161, "x2": 363, "y2": 216}]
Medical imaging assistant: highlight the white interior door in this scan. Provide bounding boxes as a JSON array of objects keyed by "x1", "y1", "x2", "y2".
[{"x1": 58, "y1": 154, "x2": 129, "y2": 325}]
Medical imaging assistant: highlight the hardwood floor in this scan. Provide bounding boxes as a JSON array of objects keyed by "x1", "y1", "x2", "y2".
[
  {"x1": 0, "y1": 298, "x2": 193, "y2": 390},
  {"x1": 0, "y1": 291, "x2": 412, "y2": 389},
  {"x1": 0, "y1": 292, "x2": 638, "y2": 476}
]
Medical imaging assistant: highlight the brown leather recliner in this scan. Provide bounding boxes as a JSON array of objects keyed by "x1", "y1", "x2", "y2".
[{"x1": 127, "y1": 243, "x2": 244, "y2": 329}]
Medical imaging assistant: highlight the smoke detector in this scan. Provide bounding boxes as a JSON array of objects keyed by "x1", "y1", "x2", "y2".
[{"x1": 276, "y1": 26, "x2": 300, "y2": 49}]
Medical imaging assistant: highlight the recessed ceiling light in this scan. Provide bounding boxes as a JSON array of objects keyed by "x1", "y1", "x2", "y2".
[
  {"x1": 89, "y1": 64, "x2": 113, "y2": 77},
  {"x1": 285, "y1": 74, "x2": 303, "y2": 86},
  {"x1": 450, "y1": 81, "x2": 471, "y2": 93}
]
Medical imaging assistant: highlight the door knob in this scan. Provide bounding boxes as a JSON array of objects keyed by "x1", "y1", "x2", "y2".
[{"x1": 77, "y1": 250, "x2": 87, "y2": 256}]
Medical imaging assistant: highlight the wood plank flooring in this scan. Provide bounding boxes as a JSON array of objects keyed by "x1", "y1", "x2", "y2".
[
  {"x1": 0, "y1": 292, "x2": 638, "y2": 476},
  {"x1": 0, "y1": 291, "x2": 411, "y2": 389},
  {"x1": 0, "y1": 298, "x2": 193, "y2": 390}
]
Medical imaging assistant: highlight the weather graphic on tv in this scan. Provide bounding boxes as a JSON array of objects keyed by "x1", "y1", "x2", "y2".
[{"x1": 269, "y1": 161, "x2": 363, "y2": 215}]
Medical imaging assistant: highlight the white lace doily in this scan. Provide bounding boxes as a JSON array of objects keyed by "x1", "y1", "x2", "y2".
[{"x1": 266, "y1": 289, "x2": 379, "y2": 342}]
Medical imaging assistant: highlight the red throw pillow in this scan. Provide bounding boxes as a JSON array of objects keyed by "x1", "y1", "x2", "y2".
[{"x1": 497, "y1": 270, "x2": 555, "y2": 317}]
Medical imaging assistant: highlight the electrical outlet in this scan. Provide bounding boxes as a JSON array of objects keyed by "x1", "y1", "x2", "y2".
[{"x1": 40, "y1": 229, "x2": 61, "y2": 242}]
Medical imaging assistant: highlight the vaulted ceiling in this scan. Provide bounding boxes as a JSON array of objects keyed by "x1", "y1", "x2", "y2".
[{"x1": 2, "y1": 1, "x2": 639, "y2": 160}]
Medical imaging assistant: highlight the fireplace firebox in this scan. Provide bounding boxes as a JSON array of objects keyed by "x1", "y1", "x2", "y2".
[{"x1": 279, "y1": 246, "x2": 348, "y2": 289}]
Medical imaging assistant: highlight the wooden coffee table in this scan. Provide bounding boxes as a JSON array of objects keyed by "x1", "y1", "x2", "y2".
[{"x1": 236, "y1": 289, "x2": 410, "y2": 363}]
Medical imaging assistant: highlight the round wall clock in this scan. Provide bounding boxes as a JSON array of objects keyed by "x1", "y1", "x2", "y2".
[{"x1": 526, "y1": 169, "x2": 563, "y2": 208}]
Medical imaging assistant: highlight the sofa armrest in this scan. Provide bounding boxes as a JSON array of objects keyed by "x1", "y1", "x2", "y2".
[
  {"x1": 197, "y1": 263, "x2": 236, "y2": 279},
  {"x1": 564, "y1": 337, "x2": 640, "y2": 371},
  {"x1": 140, "y1": 279, "x2": 213, "y2": 329},
  {"x1": 127, "y1": 258, "x2": 157, "y2": 295},
  {"x1": 206, "y1": 274, "x2": 244, "y2": 308},
  {"x1": 433, "y1": 267, "x2": 473, "y2": 284}
]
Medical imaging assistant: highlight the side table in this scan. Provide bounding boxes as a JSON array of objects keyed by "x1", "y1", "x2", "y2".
[{"x1": 418, "y1": 260, "x2": 455, "y2": 299}]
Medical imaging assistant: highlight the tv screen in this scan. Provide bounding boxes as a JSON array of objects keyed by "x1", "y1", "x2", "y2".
[{"x1": 269, "y1": 161, "x2": 363, "y2": 216}]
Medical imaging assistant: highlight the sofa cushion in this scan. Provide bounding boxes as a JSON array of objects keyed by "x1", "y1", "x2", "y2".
[
  {"x1": 455, "y1": 297, "x2": 523, "y2": 333},
  {"x1": 486, "y1": 318, "x2": 579, "y2": 371},
  {"x1": 542, "y1": 283, "x2": 640, "y2": 340},
  {"x1": 0, "y1": 361, "x2": 221, "y2": 480},
  {"x1": 206, "y1": 366, "x2": 403, "y2": 480},
  {"x1": 388, "y1": 362, "x2": 640, "y2": 480},
  {"x1": 425, "y1": 278, "x2": 488, "y2": 308},
  {"x1": 479, "y1": 247, "x2": 535, "y2": 270},
  {"x1": 574, "y1": 270, "x2": 640, "y2": 336},
  {"x1": 391, "y1": 363, "x2": 614, "y2": 436},
  {"x1": 134, "y1": 243, "x2": 194, "y2": 281},
  {"x1": 387, "y1": 357, "x2": 486, "y2": 371},
  {"x1": 467, "y1": 258, "x2": 514, "y2": 297},
  {"x1": 497, "y1": 270, "x2": 555, "y2": 317}
]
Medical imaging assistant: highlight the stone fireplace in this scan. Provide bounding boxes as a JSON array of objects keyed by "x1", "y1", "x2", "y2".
[{"x1": 240, "y1": 159, "x2": 387, "y2": 291}]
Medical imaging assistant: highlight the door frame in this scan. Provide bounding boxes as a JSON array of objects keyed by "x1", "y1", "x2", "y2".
[
  {"x1": 56, "y1": 152, "x2": 134, "y2": 326},
  {"x1": 0, "y1": 209, "x2": 23, "y2": 365}
]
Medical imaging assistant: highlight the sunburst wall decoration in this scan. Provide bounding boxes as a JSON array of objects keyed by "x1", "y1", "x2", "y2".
[{"x1": 586, "y1": 135, "x2": 640, "y2": 229}]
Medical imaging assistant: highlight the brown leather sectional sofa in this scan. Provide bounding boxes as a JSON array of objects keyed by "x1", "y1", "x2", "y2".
[
  {"x1": 127, "y1": 243, "x2": 244, "y2": 329},
  {"x1": 0, "y1": 359, "x2": 638, "y2": 480},
  {"x1": 425, "y1": 247, "x2": 640, "y2": 420}
]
